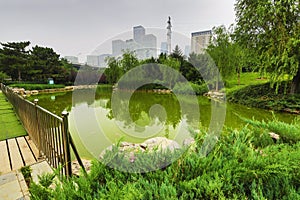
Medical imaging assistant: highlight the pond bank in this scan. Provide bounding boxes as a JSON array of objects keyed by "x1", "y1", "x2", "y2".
[{"x1": 227, "y1": 82, "x2": 300, "y2": 115}]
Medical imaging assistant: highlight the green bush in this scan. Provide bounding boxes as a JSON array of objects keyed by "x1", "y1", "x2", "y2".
[
  {"x1": 30, "y1": 119, "x2": 300, "y2": 199},
  {"x1": 227, "y1": 82, "x2": 300, "y2": 113}
]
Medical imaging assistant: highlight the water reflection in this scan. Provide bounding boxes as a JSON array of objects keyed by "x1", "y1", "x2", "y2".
[{"x1": 28, "y1": 86, "x2": 296, "y2": 159}]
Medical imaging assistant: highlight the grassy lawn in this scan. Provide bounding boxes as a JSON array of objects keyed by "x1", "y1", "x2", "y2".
[
  {"x1": 0, "y1": 91, "x2": 27, "y2": 141},
  {"x1": 223, "y1": 72, "x2": 269, "y2": 94}
]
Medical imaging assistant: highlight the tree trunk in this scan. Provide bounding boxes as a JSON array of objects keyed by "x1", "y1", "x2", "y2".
[
  {"x1": 237, "y1": 68, "x2": 241, "y2": 86},
  {"x1": 290, "y1": 66, "x2": 300, "y2": 94},
  {"x1": 18, "y1": 69, "x2": 21, "y2": 82}
]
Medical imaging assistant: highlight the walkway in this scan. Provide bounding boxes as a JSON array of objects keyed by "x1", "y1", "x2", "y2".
[
  {"x1": 0, "y1": 136, "x2": 39, "y2": 175},
  {"x1": 0, "y1": 161, "x2": 53, "y2": 200}
]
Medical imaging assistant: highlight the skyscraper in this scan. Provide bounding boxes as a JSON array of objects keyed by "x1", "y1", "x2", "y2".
[
  {"x1": 112, "y1": 39, "x2": 126, "y2": 57},
  {"x1": 191, "y1": 30, "x2": 212, "y2": 54},
  {"x1": 133, "y1": 25, "x2": 146, "y2": 43}
]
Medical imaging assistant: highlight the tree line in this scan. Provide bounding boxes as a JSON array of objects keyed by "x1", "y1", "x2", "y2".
[
  {"x1": 1, "y1": 0, "x2": 298, "y2": 94},
  {"x1": 0, "y1": 41, "x2": 76, "y2": 84}
]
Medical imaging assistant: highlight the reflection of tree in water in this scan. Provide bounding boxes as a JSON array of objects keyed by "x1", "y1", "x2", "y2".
[
  {"x1": 106, "y1": 91, "x2": 181, "y2": 129},
  {"x1": 27, "y1": 92, "x2": 72, "y2": 114}
]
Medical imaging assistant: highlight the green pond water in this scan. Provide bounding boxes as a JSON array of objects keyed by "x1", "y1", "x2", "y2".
[{"x1": 27, "y1": 86, "x2": 297, "y2": 159}]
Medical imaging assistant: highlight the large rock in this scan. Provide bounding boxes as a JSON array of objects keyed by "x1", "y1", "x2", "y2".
[{"x1": 99, "y1": 137, "x2": 181, "y2": 162}]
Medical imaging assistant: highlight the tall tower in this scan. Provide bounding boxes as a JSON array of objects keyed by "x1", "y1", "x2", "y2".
[{"x1": 167, "y1": 16, "x2": 172, "y2": 54}]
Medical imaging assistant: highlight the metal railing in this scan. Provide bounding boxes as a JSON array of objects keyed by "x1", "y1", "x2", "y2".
[{"x1": 0, "y1": 83, "x2": 85, "y2": 177}]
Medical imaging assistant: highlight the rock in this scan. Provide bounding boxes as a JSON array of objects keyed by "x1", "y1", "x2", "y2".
[
  {"x1": 99, "y1": 137, "x2": 181, "y2": 163},
  {"x1": 31, "y1": 90, "x2": 39, "y2": 95},
  {"x1": 182, "y1": 138, "x2": 195, "y2": 146},
  {"x1": 269, "y1": 132, "x2": 280, "y2": 140},
  {"x1": 71, "y1": 159, "x2": 92, "y2": 176}
]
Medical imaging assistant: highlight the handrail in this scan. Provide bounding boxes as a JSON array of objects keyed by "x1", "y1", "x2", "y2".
[{"x1": 0, "y1": 83, "x2": 85, "y2": 177}]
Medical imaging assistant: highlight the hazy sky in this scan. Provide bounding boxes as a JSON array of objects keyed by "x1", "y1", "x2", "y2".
[{"x1": 0, "y1": 0, "x2": 236, "y2": 61}]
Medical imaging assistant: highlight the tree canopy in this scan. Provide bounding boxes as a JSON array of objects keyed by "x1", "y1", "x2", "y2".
[
  {"x1": 0, "y1": 41, "x2": 76, "y2": 84},
  {"x1": 234, "y1": 0, "x2": 300, "y2": 94}
]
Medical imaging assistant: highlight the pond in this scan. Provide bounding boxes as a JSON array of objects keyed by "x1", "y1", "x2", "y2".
[{"x1": 27, "y1": 86, "x2": 297, "y2": 159}]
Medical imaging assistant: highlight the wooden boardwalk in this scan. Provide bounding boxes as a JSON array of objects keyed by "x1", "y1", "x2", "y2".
[{"x1": 0, "y1": 136, "x2": 40, "y2": 174}]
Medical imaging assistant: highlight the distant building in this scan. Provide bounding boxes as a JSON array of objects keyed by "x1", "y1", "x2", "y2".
[
  {"x1": 86, "y1": 54, "x2": 111, "y2": 67},
  {"x1": 141, "y1": 34, "x2": 157, "y2": 58},
  {"x1": 191, "y1": 30, "x2": 212, "y2": 54},
  {"x1": 98, "y1": 54, "x2": 111, "y2": 67},
  {"x1": 111, "y1": 25, "x2": 157, "y2": 59},
  {"x1": 64, "y1": 56, "x2": 79, "y2": 64},
  {"x1": 112, "y1": 40, "x2": 126, "y2": 57},
  {"x1": 133, "y1": 25, "x2": 146, "y2": 43},
  {"x1": 160, "y1": 42, "x2": 168, "y2": 54},
  {"x1": 86, "y1": 55, "x2": 99, "y2": 67},
  {"x1": 184, "y1": 45, "x2": 191, "y2": 57}
]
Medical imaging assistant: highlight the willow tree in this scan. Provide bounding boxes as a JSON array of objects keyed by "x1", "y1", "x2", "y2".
[{"x1": 234, "y1": 0, "x2": 300, "y2": 94}]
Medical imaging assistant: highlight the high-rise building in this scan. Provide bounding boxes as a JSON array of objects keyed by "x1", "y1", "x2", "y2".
[
  {"x1": 112, "y1": 39, "x2": 126, "y2": 57},
  {"x1": 111, "y1": 25, "x2": 157, "y2": 59},
  {"x1": 98, "y1": 54, "x2": 111, "y2": 67},
  {"x1": 191, "y1": 30, "x2": 212, "y2": 54},
  {"x1": 160, "y1": 42, "x2": 168, "y2": 54},
  {"x1": 87, "y1": 54, "x2": 111, "y2": 67},
  {"x1": 64, "y1": 56, "x2": 79, "y2": 64},
  {"x1": 133, "y1": 25, "x2": 146, "y2": 43},
  {"x1": 184, "y1": 45, "x2": 191, "y2": 57},
  {"x1": 141, "y1": 34, "x2": 157, "y2": 58},
  {"x1": 86, "y1": 55, "x2": 99, "y2": 67}
]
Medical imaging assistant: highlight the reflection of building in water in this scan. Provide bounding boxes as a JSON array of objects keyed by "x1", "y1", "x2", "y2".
[
  {"x1": 87, "y1": 54, "x2": 111, "y2": 67},
  {"x1": 64, "y1": 56, "x2": 79, "y2": 64},
  {"x1": 112, "y1": 25, "x2": 157, "y2": 59},
  {"x1": 191, "y1": 30, "x2": 212, "y2": 54}
]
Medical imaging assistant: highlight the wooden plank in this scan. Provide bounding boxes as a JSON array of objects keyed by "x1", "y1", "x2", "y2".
[
  {"x1": 7, "y1": 138, "x2": 24, "y2": 170},
  {"x1": 17, "y1": 137, "x2": 36, "y2": 165},
  {"x1": 0, "y1": 140, "x2": 11, "y2": 174},
  {"x1": 25, "y1": 136, "x2": 39, "y2": 160}
]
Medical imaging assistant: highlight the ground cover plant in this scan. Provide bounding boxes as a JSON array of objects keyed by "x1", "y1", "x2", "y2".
[{"x1": 29, "y1": 117, "x2": 300, "y2": 199}]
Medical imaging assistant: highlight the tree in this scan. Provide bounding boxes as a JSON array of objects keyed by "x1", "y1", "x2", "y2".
[
  {"x1": 206, "y1": 25, "x2": 235, "y2": 91},
  {"x1": 234, "y1": 0, "x2": 300, "y2": 94},
  {"x1": 0, "y1": 41, "x2": 30, "y2": 81},
  {"x1": 120, "y1": 50, "x2": 139, "y2": 73},
  {"x1": 30, "y1": 45, "x2": 62, "y2": 82},
  {"x1": 104, "y1": 57, "x2": 122, "y2": 84}
]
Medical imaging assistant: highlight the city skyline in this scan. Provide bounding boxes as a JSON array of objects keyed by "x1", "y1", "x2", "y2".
[{"x1": 0, "y1": 0, "x2": 236, "y2": 62}]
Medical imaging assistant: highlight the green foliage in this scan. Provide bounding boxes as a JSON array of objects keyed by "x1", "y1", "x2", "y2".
[
  {"x1": 227, "y1": 82, "x2": 300, "y2": 113},
  {"x1": 234, "y1": 0, "x2": 300, "y2": 94},
  {"x1": 0, "y1": 41, "x2": 76, "y2": 84},
  {"x1": 30, "y1": 119, "x2": 300, "y2": 199},
  {"x1": 8, "y1": 83, "x2": 65, "y2": 90},
  {"x1": 0, "y1": 71, "x2": 9, "y2": 82},
  {"x1": 20, "y1": 166, "x2": 32, "y2": 179},
  {"x1": 173, "y1": 82, "x2": 208, "y2": 95}
]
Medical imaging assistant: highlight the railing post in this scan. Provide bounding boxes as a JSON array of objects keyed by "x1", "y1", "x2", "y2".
[
  {"x1": 34, "y1": 99, "x2": 42, "y2": 158},
  {"x1": 62, "y1": 111, "x2": 72, "y2": 177}
]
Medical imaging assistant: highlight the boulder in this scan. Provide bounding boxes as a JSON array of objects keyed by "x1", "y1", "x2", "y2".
[{"x1": 99, "y1": 137, "x2": 181, "y2": 162}]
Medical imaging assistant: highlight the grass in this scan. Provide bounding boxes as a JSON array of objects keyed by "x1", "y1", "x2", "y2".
[
  {"x1": 224, "y1": 72, "x2": 269, "y2": 94},
  {"x1": 8, "y1": 83, "x2": 65, "y2": 90},
  {"x1": 0, "y1": 91, "x2": 27, "y2": 140},
  {"x1": 29, "y1": 118, "x2": 300, "y2": 199}
]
